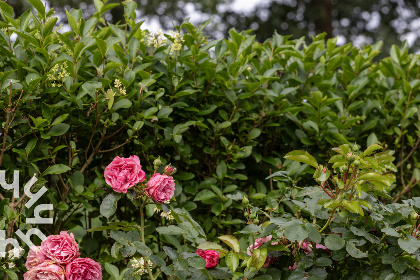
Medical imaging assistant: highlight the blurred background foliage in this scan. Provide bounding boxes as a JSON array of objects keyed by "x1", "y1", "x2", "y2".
[{"x1": 5, "y1": 0, "x2": 420, "y2": 54}]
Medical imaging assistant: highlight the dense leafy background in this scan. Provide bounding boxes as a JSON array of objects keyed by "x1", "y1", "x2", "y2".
[{"x1": 1, "y1": 0, "x2": 420, "y2": 279}]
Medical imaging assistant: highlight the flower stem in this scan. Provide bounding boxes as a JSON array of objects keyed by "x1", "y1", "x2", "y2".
[
  {"x1": 140, "y1": 204, "x2": 156, "y2": 280},
  {"x1": 320, "y1": 208, "x2": 336, "y2": 233}
]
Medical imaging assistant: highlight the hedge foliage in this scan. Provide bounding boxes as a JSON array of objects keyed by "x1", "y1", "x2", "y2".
[{"x1": 1, "y1": 0, "x2": 420, "y2": 279}]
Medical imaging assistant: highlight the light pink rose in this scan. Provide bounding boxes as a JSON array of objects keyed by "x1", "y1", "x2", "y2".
[
  {"x1": 196, "y1": 249, "x2": 219, "y2": 268},
  {"x1": 65, "y1": 258, "x2": 102, "y2": 280},
  {"x1": 145, "y1": 173, "x2": 175, "y2": 203},
  {"x1": 104, "y1": 155, "x2": 146, "y2": 193},
  {"x1": 25, "y1": 246, "x2": 49, "y2": 270},
  {"x1": 23, "y1": 262, "x2": 65, "y2": 280},
  {"x1": 247, "y1": 235, "x2": 279, "y2": 268},
  {"x1": 41, "y1": 231, "x2": 80, "y2": 265}
]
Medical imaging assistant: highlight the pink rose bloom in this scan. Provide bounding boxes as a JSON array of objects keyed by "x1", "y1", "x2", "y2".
[
  {"x1": 41, "y1": 231, "x2": 80, "y2": 265},
  {"x1": 104, "y1": 155, "x2": 146, "y2": 193},
  {"x1": 247, "y1": 235, "x2": 279, "y2": 268},
  {"x1": 145, "y1": 173, "x2": 175, "y2": 203},
  {"x1": 23, "y1": 262, "x2": 65, "y2": 280},
  {"x1": 25, "y1": 246, "x2": 48, "y2": 270},
  {"x1": 65, "y1": 258, "x2": 102, "y2": 280},
  {"x1": 298, "y1": 241, "x2": 330, "y2": 254},
  {"x1": 289, "y1": 262, "x2": 298, "y2": 271},
  {"x1": 196, "y1": 249, "x2": 219, "y2": 268}
]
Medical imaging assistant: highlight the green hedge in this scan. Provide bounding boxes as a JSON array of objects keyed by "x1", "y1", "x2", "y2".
[{"x1": 1, "y1": 0, "x2": 420, "y2": 279}]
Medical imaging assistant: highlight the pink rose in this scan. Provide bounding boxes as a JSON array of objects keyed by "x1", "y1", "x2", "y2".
[
  {"x1": 298, "y1": 241, "x2": 330, "y2": 254},
  {"x1": 41, "y1": 231, "x2": 80, "y2": 265},
  {"x1": 65, "y1": 258, "x2": 102, "y2": 280},
  {"x1": 23, "y1": 262, "x2": 65, "y2": 280},
  {"x1": 247, "y1": 235, "x2": 279, "y2": 268},
  {"x1": 196, "y1": 249, "x2": 219, "y2": 268},
  {"x1": 289, "y1": 262, "x2": 298, "y2": 271},
  {"x1": 25, "y1": 246, "x2": 48, "y2": 270},
  {"x1": 145, "y1": 173, "x2": 175, "y2": 203},
  {"x1": 104, "y1": 155, "x2": 146, "y2": 193}
]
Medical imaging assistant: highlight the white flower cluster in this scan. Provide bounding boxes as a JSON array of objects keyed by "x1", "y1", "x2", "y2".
[
  {"x1": 169, "y1": 30, "x2": 184, "y2": 53},
  {"x1": 47, "y1": 62, "x2": 70, "y2": 87},
  {"x1": 0, "y1": 246, "x2": 24, "y2": 269},
  {"x1": 114, "y1": 79, "x2": 126, "y2": 95},
  {"x1": 131, "y1": 257, "x2": 152, "y2": 275},
  {"x1": 153, "y1": 206, "x2": 174, "y2": 220},
  {"x1": 142, "y1": 29, "x2": 167, "y2": 48}
]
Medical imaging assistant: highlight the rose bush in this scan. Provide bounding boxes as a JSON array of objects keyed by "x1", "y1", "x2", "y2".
[{"x1": 0, "y1": 0, "x2": 420, "y2": 279}]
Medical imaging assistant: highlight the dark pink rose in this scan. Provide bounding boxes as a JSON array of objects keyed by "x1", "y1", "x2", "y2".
[
  {"x1": 65, "y1": 258, "x2": 102, "y2": 280},
  {"x1": 41, "y1": 231, "x2": 80, "y2": 265},
  {"x1": 145, "y1": 173, "x2": 175, "y2": 203},
  {"x1": 196, "y1": 249, "x2": 219, "y2": 268},
  {"x1": 25, "y1": 246, "x2": 49, "y2": 270},
  {"x1": 23, "y1": 262, "x2": 65, "y2": 280},
  {"x1": 104, "y1": 155, "x2": 146, "y2": 193},
  {"x1": 247, "y1": 235, "x2": 279, "y2": 268}
]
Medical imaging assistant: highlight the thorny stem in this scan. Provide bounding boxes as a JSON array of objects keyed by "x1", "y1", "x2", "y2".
[{"x1": 140, "y1": 204, "x2": 156, "y2": 280}]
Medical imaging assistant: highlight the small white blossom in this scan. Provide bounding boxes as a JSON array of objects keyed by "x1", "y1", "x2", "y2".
[{"x1": 131, "y1": 257, "x2": 152, "y2": 275}]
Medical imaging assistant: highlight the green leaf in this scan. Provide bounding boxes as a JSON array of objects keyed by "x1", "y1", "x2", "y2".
[
  {"x1": 284, "y1": 221, "x2": 308, "y2": 242},
  {"x1": 188, "y1": 256, "x2": 206, "y2": 269},
  {"x1": 363, "y1": 143, "x2": 382, "y2": 157},
  {"x1": 316, "y1": 257, "x2": 332, "y2": 267},
  {"x1": 132, "y1": 241, "x2": 152, "y2": 256},
  {"x1": 225, "y1": 251, "x2": 239, "y2": 272},
  {"x1": 26, "y1": 138, "x2": 37, "y2": 156},
  {"x1": 51, "y1": 114, "x2": 69, "y2": 126},
  {"x1": 248, "y1": 128, "x2": 261, "y2": 140},
  {"x1": 5, "y1": 270, "x2": 18, "y2": 280},
  {"x1": 105, "y1": 263, "x2": 119, "y2": 278},
  {"x1": 194, "y1": 189, "x2": 217, "y2": 201},
  {"x1": 44, "y1": 164, "x2": 71, "y2": 175},
  {"x1": 398, "y1": 235, "x2": 420, "y2": 254},
  {"x1": 112, "y1": 99, "x2": 132, "y2": 110},
  {"x1": 381, "y1": 227, "x2": 400, "y2": 237},
  {"x1": 65, "y1": 8, "x2": 79, "y2": 35},
  {"x1": 47, "y1": 123, "x2": 70, "y2": 136},
  {"x1": 218, "y1": 235, "x2": 240, "y2": 252},
  {"x1": 252, "y1": 248, "x2": 267, "y2": 270},
  {"x1": 237, "y1": 224, "x2": 262, "y2": 234},
  {"x1": 28, "y1": 0, "x2": 45, "y2": 17},
  {"x1": 163, "y1": 246, "x2": 178, "y2": 260},
  {"x1": 358, "y1": 172, "x2": 386, "y2": 182},
  {"x1": 216, "y1": 161, "x2": 227, "y2": 178},
  {"x1": 284, "y1": 150, "x2": 318, "y2": 168},
  {"x1": 346, "y1": 241, "x2": 367, "y2": 258},
  {"x1": 197, "y1": 241, "x2": 226, "y2": 252},
  {"x1": 208, "y1": 268, "x2": 233, "y2": 279},
  {"x1": 392, "y1": 258, "x2": 407, "y2": 274},
  {"x1": 149, "y1": 255, "x2": 166, "y2": 266},
  {"x1": 100, "y1": 193, "x2": 120, "y2": 219},
  {"x1": 0, "y1": 2, "x2": 14, "y2": 16},
  {"x1": 324, "y1": 234, "x2": 345, "y2": 250},
  {"x1": 156, "y1": 225, "x2": 185, "y2": 235}
]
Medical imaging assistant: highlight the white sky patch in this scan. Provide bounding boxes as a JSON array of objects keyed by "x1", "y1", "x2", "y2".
[{"x1": 218, "y1": 0, "x2": 271, "y2": 15}]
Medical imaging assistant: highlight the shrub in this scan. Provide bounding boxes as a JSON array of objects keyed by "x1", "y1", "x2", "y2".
[{"x1": 0, "y1": 0, "x2": 420, "y2": 279}]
